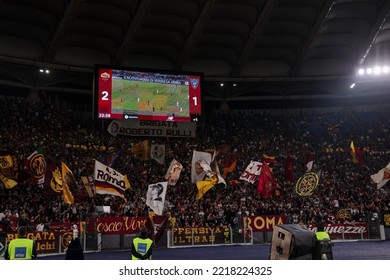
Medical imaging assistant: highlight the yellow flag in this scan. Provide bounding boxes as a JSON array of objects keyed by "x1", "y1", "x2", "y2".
[
  {"x1": 0, "y1": 173, "x2": 17, "y2": 189},
  {"x1": 131, "y1": 140, "x2": 149, "y2": 160},
  {"x1": 61, "y1": 162, "x2": 75, "y2": 204},
  {"x1": 123, "y1": 174, "x2": 131, "y2": 189},
  {"x1": 81, "y1": 176, "x2": 94, "y2": 198},
  {"x1": 195, "y1": 176, "x2": 218, "y2": 200},
  {"x1": 148, "y1": 210, "x2": 156, "y2": 221},
  {"x1": 350, "y1": 141, "x2": 358, "y2": 164}
]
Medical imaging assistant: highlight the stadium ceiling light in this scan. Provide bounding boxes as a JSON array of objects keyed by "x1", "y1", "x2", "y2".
[
  {"x1": 366, "y1": 68, "x2": 373, "y2": 75},
  {"x1": 233, "y1": 83, "x2": 237, "y2": 87},
  {"x1": 358, "y1": 68, "x2": 365, "y2": 75},
  {"x1": 350, "y1": 83, "x2": 356, "y2": 89},
  {"x1": 39, "y1": 68, "x2": 50, "y2": 74},
  {"x1": 383, "y1": 66, "x2": 389, "y2": 74},
  {"x1": 220, "y1": 83, "x2": 224, "y2": 87},
  {"x1": 374, "y1": 66, "x2": 381, "y2": 75}
]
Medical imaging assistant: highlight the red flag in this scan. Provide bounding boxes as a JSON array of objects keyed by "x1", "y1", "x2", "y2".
[
  {"x1": 305, "y1": 153, "x2": 315, "y2": 172},
  {"x1": 43, "y1": 158, "x2": 63, "y2": 196},
  {"x1": 257, "y1": 162, "x2": 279, "y2": 199},
  {"x1": 354, "y1": 147, "x2": 365, "y2": 165},
  {"x1": 262, "y1": 154, "x2": 275, "y2": 171},
  {"x1": 285, "y1": 154, "x2": 294, "y2": 182}
]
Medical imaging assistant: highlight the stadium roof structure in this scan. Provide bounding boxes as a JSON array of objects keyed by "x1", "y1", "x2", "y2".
[{"x1": 1, "y1": 0, "x2": 390, "y2": 110}]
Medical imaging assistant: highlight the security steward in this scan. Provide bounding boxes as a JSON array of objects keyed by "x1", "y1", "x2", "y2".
[
  {"x1": 5, "y1": 226, "x2": 37, "y2": 260},
  {"x1": 315, "y1": 223, "x2": 332, "y2": 260},
  {"x1": 131, "y1": 226, "x2": 153, "y2": 260},
  {"x1": 316, "y1": 223, "x2": 330, "y2": 240}
]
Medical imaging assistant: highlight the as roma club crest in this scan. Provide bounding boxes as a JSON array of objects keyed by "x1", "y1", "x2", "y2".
[
  {"x1": 29, "y1": 153, "x2": 46, "y2": 181},
  {"x1": 295, "y1": 172, "x2": 319, "y2": 196},
  {"x1": 336, "y1": 209, "x2": 352, "y2": 221}
]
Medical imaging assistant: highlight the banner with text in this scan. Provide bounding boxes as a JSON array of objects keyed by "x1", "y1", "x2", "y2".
[
  {"x1": 107, "y1": 120, "x2": 196, "y2": 138},
  {"x1": 307, "y1": 223, "x2": 368, "y2": 239},
  {"x1": 171, "y1": 226, "x2": 231, "y2": 247},
  {"x1": 95, "y1": 216, "x2": 149, "y2": 235},
  {"x1": 6, "y1": 231, "x2": 73, "y2": 255},
  {"x1": 246, "y1": 215, "x2": 287, "y2": 232}
]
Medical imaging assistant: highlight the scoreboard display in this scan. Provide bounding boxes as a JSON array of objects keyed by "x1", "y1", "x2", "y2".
[{"x1": 94, "y1": 66, "x2": 203, "y2": 122}]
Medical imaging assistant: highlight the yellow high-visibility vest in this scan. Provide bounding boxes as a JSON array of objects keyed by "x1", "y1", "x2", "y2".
[
  {"x1": 8, "y1": 238, "x2": 34, "y2": 260},
  {"x1": 132, "y1": 237, "x2": 153, "y2": 260},
  {"x1": 316, "y1": 231, "x2": 330, "y2": 240}
]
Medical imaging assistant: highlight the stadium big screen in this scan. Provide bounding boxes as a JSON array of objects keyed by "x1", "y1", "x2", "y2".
[{"x1": 94, "y1": 65, "x2": 203, "y2": 122}]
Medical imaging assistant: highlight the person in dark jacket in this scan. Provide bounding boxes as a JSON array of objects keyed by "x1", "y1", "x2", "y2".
[
  {"x1": 65, "y1": 225, "x2": 84, "y2": 260},
  {"x1": 65, "y1": 237, "x2": 84, "y2": 260}
]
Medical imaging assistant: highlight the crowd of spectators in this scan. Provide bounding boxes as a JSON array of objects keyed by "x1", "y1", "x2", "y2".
[{"x1": 1, "y1": 94, "x2": 390, "y2": 234}]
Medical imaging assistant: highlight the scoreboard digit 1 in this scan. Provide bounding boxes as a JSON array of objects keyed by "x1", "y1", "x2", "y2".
[
  {"x1": 188, "y1": 75, "x2": 201, "y2": 117},
  {"x1": 97, "y1": 68, "x2": 112, "y2": 119}
]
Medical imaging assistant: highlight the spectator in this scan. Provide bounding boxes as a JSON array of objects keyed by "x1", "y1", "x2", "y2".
[
  {"x1": 1, "y1": 95, "x2": 390, "y2": 245},
  {"x1": 65, "y1": 238, "x2": 84, "y2": 260},
  {"x1": 36, "y1": 220, "x2": 44, "y2": 232}
]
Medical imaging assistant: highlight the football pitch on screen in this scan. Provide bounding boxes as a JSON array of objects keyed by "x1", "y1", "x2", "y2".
[{"x1": 112, "y1": 79, "x2": 190, "y2": 117}]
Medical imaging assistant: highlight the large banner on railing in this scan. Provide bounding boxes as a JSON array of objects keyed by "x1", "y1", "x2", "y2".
[
  {"x1": 6, "y1": 231, "x2": 73, "y2": 254},
  {"x1": 246, "y1": 215, "x2": 287, "y2": 232},
  {"x1": 245, "y1": 216, "x2": 368, "y2": 239},
  {"x1": 171, "y1": 226, "x2": 231, "y2": 246},
  {"x1": 307, "y1": 223, "x2": 368, "y2": 239},
  {"x1": 95, "y1": 216, "x2": 149, "y2": 235}
]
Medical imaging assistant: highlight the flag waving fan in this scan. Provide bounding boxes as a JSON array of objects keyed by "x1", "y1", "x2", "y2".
[
  {"x1": 257, "y1": 161, "x2": 279, "y2": 199},
  {"x1": 285, "y1": 154, "x2": 294, "y2": 182},
  {"x1": 371, "y1": 163, "x2": 390, "y2": 189},
  {"x1": 350, "y1": 141, "x2": 366, "y2": 166},
  {"x1": 240, "y1": 161, "x2": 262, "y2": 184},
  {"x1": 191, "y1": 150, "x2": 212, "y2": 183},
  {"x1": 146, "y1": 182, "x2": 168, "y2": 215},
  {"x1": 94, "y1": 160, "x2": 131, "y2": 199},
  {"x1": 165, "y1": 159, "x2": 183, "y2": 186},
  {"x1": 61, "y1": 162, "x2": 75, "y2": 204},
  {"x1": 131, "y1": 140, "x2": 149, "y2": 161},
  {"x1": 195, "y1": 174, "x2": 218, "y2": 200},
  {"x1": 193, "y1": 150, "x2": 226, "y2": 200}
]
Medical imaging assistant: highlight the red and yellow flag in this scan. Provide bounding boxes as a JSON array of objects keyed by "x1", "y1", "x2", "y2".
[
  {"x1": 61, "y1": 162, "x2": 75, "y2": 204},
  {"x1": 195, "y1": 176, "x2": 218, "y2": 200}
]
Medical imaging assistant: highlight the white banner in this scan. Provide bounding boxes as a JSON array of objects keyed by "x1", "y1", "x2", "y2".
[
  {"x1": 371, "y1": 162, "x2": 390, "y2": 189},
  {"x1": 191, "y1": 151, "x2": 212, "y2": 183},
  {"x1": 146, "y1": 181, "x2": 168, "y2": 216},
  {"x1": 94, "y1": 160, "x2": 129, "y2": 197},
  {"x1": 239, "y1": 161, "x2": 263, "y2": 184},
  {"x1": 165, "y1": 159, "x2": 183, "y2": 186},
  {"x1": 107, "y1": 120, "x2": 196, "y2": 138}
]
